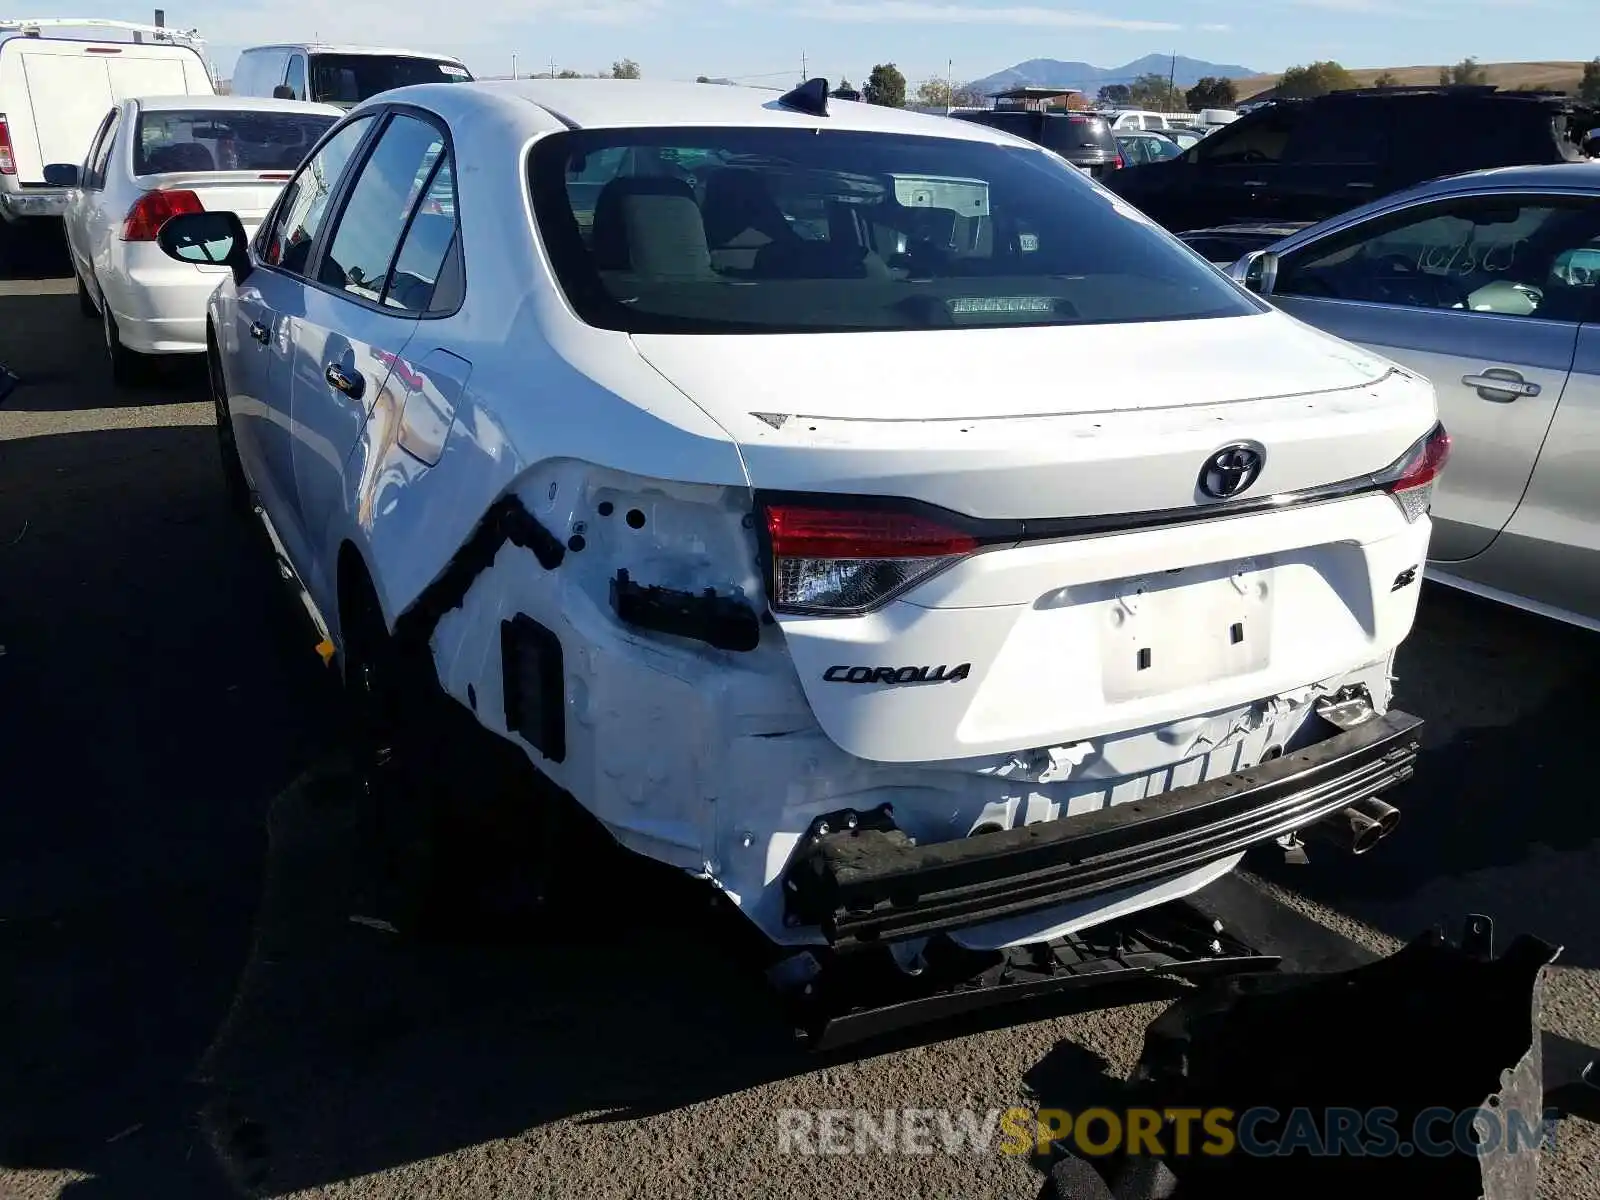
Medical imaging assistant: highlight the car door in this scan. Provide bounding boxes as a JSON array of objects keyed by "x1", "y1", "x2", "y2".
[
  {"x1": 64, "y1": 106, "x2": 115, "y2": 284},
  {"x1": 283, "y1": 53, "x2": 308, "y2": 101},
  {"x1": 73, "y1": 105, "x2": 122, "y2": 301},
  {"x1": 240, "y1": 113, "x2": 379, "y2": 566},
  {"x1": 1268, "y1": 104, "x2": 1386, "y2": 224},
  {"x1": 1269, "y1": 191, "x2": 1600, "y2": 562},
  {"x1": 288, "y1": 108, "x2": 454, "y2": 611},
  {"x1": 1183, "y1": 104, "x2": 1303, "y2": 227}
]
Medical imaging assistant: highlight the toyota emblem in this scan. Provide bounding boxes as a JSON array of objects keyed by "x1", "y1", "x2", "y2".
[{"x1": 1198, "y1": 444, "x2": 1265, "y2": 500}]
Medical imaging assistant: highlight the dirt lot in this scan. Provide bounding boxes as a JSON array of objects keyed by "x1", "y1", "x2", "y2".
[{"x1": 2, "y1": 222, "x2": 1597, "y2": 1199}]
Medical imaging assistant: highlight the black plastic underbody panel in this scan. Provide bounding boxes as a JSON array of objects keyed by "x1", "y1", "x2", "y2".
[{"x1": 786, "y1": 710, "x2": 1423, "y2": 949}]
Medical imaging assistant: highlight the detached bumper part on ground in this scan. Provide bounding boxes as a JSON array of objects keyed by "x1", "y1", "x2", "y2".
[{"x1": 784, "y1": 710, "x2": 1423, "y2": 949}]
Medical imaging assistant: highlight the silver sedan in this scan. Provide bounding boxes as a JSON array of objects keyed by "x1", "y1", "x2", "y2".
[{"x1": 1224, "y1": 164, "x2": 1600, "y2": 634}]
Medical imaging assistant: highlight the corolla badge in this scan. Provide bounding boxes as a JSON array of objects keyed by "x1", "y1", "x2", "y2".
[
  {"x1": 1198, "y1": 443, "x2": 1265, "y2": 500},
  {"x1": 824, "y1": 664, "x2": 972, "y2": 685}
]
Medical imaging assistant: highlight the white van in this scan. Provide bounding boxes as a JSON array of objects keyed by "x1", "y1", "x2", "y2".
[
  {"x1": 231, "y1": 44, "x2": 472, "y2": 109},
  {"x1": 0, "y1": 19, "x2": 213, "y2": 230}
]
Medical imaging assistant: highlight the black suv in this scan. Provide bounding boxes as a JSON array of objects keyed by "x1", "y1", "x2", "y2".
[
  {"x1": 948, "y1": 109, "x2": 1122, "y2": 179},
  {"x1": 1105, "y1": 86, "x2": 1597, "y2": 232}
]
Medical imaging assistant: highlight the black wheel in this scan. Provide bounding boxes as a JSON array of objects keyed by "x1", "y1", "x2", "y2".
[
  {"x1": 102, "y1": 297, "x2": 146, "y2": 387},
  {"x1": 340, "y1": 567, "x2": 574, "y2": 939},
  {"x1": 208, "y1": 339, "x2": 252, "y2": 515},
  {"x1": 76, "y1": 271, "x2": 98, "y2": 318},
  {"x1": 341, "y1": 573, "x2": 452, "y2": 932}
]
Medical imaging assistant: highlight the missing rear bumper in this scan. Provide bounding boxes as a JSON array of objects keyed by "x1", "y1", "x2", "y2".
[{"x1": 784, "y1": 710, "x2": 1422, "y2": 949}]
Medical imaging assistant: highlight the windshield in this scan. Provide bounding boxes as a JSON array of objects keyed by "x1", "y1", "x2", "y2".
[
  {"x1": 529, "y1": 127, "x2": 1258, "y2": 334},
  {"x1": 309, "y1": 54, "x2": 472, "y2": 105},
  {"x1": 135, "y1": 109, "x2": 339, "y2": 174}
]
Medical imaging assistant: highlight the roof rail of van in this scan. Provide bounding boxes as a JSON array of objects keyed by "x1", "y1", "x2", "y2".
[{"x1": 0, "y1": 17, "x2": 204, "y2": 50}]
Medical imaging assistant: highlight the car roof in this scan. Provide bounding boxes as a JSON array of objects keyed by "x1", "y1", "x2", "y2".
[
  {"x1": 133, "y1": 94, "x2": 346, "y2": 116},
  {"x1": 1381, "y1": 161, "x2": 1600, "y2": 202},
  {"x1": 241, "y1": 43, "x2": 466, "y2": 63},
  {"x1": 371, "y1": 78, "x2": 1037, "y2": 143}
]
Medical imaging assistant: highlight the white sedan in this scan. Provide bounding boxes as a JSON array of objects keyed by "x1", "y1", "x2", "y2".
[
  {"x1": 54, "y1": 94, "x2": 341, "y2": 383},
  {"x1": 149, "y1": 78, "x2": 1441, "y2": 968}
]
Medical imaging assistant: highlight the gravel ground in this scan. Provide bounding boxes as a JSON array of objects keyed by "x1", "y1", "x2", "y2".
[{"x1": 3, "y1": 225, "x2": 1596, "y2": 1200}]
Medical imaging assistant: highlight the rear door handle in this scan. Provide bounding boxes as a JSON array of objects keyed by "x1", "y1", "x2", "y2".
[
  {"x1": 249, "y1": 321, "x2": 270, "y2": 345},
  {"x1": 1241, "y1": 180, "x2": 1267, "y2": 187},
  {"x1": 1462, "y1": 369, "x2": 1540, "y2": 400},
  {"x1": 1346, "y1": 181, "x2": 1376, "y2": 189},
  {"x1": 325, "y1": 362, "x2": 365, "y2": 400}
]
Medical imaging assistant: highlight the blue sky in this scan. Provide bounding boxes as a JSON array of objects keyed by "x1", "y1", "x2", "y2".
[{"x1": 72, "y1": 0, "x2": 1584, "y2": 89}]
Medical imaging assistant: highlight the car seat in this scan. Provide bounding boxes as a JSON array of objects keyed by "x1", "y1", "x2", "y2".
[{"x1": 591, "y1": 176, "x2": 715, "y2": 278}]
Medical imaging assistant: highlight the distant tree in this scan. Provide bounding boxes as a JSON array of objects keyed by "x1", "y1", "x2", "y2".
[
  {"x1": 1098, "y1": 82, "x2": 1131, "y2": 105},
  {"x1": 1372, "y1": 70, "x2": 1400, "y2": 87},
  {"x1": 862, "y1": 63, "x2": 907, "y2": 107},
  {"x1": 1127, "y1": 72, "x2": 1185, "y2": 110},
  {"x1": 556, "y1": 68, "x2": 584, "y2": 79},
  {"x1": 1580, "y1": 58, "x2": 1600, "y2": 104},
  {"x1": 696, "y1": 74, "x2": 710, "y2": 83},
  {"x1": 611, "y1": 58, "x2": 641, "y2": 79},
  {"x1": 1184, "y1": 75, "x2": 1237, "y2": 110},
  {"x1": 1442, "y1": 56, "x2": 1489, "y2": 85},
  {"x1": 830, "y1": 77, "x2": 860, "y2": 100},
  {"x1": 914, "y1": 79, "x2": 985, "y2": 108},
  {"x1": 1276, "y1": 60, "x2": 1357, "y2": 98}
]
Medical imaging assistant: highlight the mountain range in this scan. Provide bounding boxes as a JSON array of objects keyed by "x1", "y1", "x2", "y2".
[{"x1": 967, "y1": 55, "x2": 1258, "y2": 97}]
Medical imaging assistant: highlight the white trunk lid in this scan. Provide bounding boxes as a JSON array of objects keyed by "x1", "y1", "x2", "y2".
[{"x1": 633, "y1": 310, "x2": 1440, "y2": 765}]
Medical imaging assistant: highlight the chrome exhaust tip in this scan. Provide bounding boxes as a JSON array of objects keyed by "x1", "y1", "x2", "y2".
[{"x1": 1305, "y1": 797, "x2": 1401, "y2": 856}]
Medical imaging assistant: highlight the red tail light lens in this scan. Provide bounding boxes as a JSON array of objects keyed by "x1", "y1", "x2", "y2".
[
  {"x1": 1113, "y1": 154, "x2": 1124, "y2": 169},
  {"x1": 762, "y1": 501, "x2": 980, "y2": 615},
  {"x1": 120, "y1": 189, "x2": 203, "y2": 241},
  {"x1": 1379, "y1": 423, "x2": 1452, "y2": 523},
  {"x1": 0, "y1": 116, "x2": 15, "y2": 176}
]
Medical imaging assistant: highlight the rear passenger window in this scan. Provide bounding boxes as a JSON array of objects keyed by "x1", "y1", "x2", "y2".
[
  {"x1": 318, "y1": 114, "x2": 447, "y2": 304},
  {"x1": 261, "y1": 115, "x2": 374, "y2": 275},
  {"x1": 88, "y1": 110, "x2": 120, "y2": 189},
  {"x1": 383, "y1": 156, "x2": 461, "y2": 313}
]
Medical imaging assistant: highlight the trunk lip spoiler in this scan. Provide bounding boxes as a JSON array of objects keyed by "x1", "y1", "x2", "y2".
[{"x1": 784, "y1": 709, "x2": 1424, "y2": 948}]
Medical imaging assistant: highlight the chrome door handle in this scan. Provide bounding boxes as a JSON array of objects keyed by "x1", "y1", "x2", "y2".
[
  {"x1": 1241, "y1": 180, "x2": 1267, "y2": 187},
  {"x1": 249, "y1": 321, "x2": 270, "y2": 344},
  {"x1": 324, "y1": 362, "x2": 365, "y2": 400},
  {"x1": 1346, "y1": 181, "x2": 1376, "y2": 189},
  {"x1": 1462, "y1": 369, "x2": 1540, "y2": 400}
]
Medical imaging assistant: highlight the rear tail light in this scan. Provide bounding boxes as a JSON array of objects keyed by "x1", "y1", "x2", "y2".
[
  {"x1": 762, "y1": 500, "x2": 982, "y2": 615},
  {"x1": 1378, "y1": 423, "x2": 1452, "y2": 522},
  {"x1": 0, "y1": 115, "x2": 15, "y2": 176},
  {"x1": 120, "y1": 189, "x2": 203, "y2": 241},
  {"x1": 1112, "y1": 154, "x2": 1124, "y2": 169}
]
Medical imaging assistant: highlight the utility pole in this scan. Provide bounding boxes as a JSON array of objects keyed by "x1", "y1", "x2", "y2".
[
  {"x1": 1168, "y1": 52, "x2": 1176, "y2": 109},
  {"x1": 947, "y1": 57, "x2": 954, "y2": 113},
  {"x1": 801, "y1": 51, "x2": 807, "y2": 82},
  {"x1": 511, "y1": 52, "x2": 517, "y2": 80}
]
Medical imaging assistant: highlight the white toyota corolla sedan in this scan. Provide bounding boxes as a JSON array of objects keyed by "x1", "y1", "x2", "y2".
[
  {"x1": 151, "y1": 78, "x2": 1448, "y2": 965},
  {"x1": 55, "y1": 94, "x2": 341, "y2": 383}
]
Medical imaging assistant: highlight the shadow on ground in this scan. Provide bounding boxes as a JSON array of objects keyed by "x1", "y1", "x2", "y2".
[
  {"x1": 1250, "y1": 584, "x2": 1600, "y2": 967},
  {"x1": 0, "y1": 424, "x2": 340, "y2": 1198},
  {"x1": 0, "y1": 290, "x2": 206, "y2": 411}
]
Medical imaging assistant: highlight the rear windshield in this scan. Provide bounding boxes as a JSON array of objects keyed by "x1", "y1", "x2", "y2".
[
  {"x1": 1038, "y1": 114, "x2": 1115, "y2": 156},
  {"x1": 135, "y1": 109, "x2": 339, "y2": 175},
  {"x1": 529, "y1": 127, "x2": 1259, "y2": 334},
  {"x1": 309, "y1": 54, "x2": 472, "y2": 104}
]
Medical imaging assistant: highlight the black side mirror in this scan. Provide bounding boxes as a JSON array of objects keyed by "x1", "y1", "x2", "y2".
[
  {"x1": 43, "y1": 163, "x2": 80, "y2": 187},
  {"x1": 156, "y1": 210, "x2": 253, "y2": 286},
  {"x1": 272, "y1": 85, "x2": 297, "y2": 99}
]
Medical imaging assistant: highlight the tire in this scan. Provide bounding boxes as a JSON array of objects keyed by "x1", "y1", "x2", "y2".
[
  {"x1": 208, "y1": 338, "x2": 252, "y2": 516},
  {"x1": 341, "y1": 571, "x2": 451, "y2": 933},
  {"x1": 102, "y1": 298, "x2": 146, "y2": 387},
  {"x1": 340, "y1": 567, "x2": 570, "y2": 939},
  {"x1": 77, "y1": 271, "x2": 98, "y2": 318}
]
